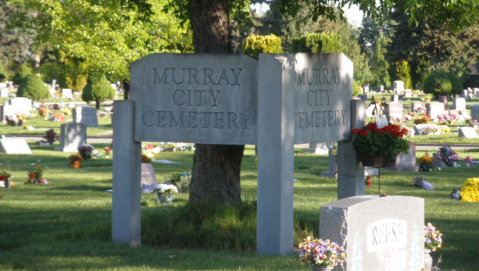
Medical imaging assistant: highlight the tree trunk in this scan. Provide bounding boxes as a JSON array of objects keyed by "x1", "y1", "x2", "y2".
[
  {"x1": 188, "y1": 0, "x2": 244, "y2": 204},
  {"x1": 95, "y1": 99, "x2": 100, "y2": 109}
]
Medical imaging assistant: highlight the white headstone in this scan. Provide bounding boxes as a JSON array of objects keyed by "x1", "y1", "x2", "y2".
[
  {"x1": 393, "y1": 81, "x2": 404, "y2": 93},
  {"x1": 453, "y1": 97, "x2": 466, "y2": 110},
  {"x1": 0, "y1": 138, "x2": 32, "y2": 154},
  {"x1": 458, "y1": 127, "x2": 479, "y2": 139},
  {"x1": 386, "y1": 102, "x2": 403, "y2": 122},
  {"x1": 3, "y1": 97, "x2": 32, "y2": 118},
  {"x1": 140, "y1": 163, "x2": 159, "y2": 192},
  {"x1": 425, "y1": 102, "x2": 445, "y2": 119},
  {"x1": 73, "y1": 106, "x2": 98, "y2": 127},
  {"x1": 58, "y1": 123, "x2": 87, "y2": 152},
  {"x1": 0, "y1": 89, "x2": 9, "y2": 97},
  {"x1": 62, "y1": 88, "x2": 73, "y2": 99},
  {"x1": 320, "y1": 196, "x2": 424, "y2": 271}
]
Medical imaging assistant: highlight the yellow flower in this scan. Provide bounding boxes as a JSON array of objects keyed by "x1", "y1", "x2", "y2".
[
  {"x1": 332, "y1": 149, "x2": 337, "y2": 156},
  {"x1": 460, "y1": 178, "x2": 479, "y2": 202}
]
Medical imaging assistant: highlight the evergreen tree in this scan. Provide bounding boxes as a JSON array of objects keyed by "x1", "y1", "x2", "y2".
[
  {"x1": 370, "y1": 33, "x2": 390, "y2": 88},
  {"x1": 16, "y1": 74, "x2": 49, "y2": 100},
  {"x1": 423, "y1": 69, "x2": 452, "y2": 97},
  {"x1": 12, "y1": 64, "x2": 31, "y2": 85},
  {"x1": 0, "y1": 62, "x2": 7, "y2": 82},
  {"x1": 82, "y1": 75, "x2": 115, "y2": 109}
]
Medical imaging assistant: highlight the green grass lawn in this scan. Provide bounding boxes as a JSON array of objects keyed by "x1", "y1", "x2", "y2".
[
  {"x1": 1, "y1": 143, "x2": 479, "y2": 270},
  {"x1": 1, "y1": 94, "x2": 479, "y2": 270}
]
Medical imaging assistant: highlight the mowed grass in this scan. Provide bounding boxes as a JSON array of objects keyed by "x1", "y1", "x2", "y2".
[{"x1": 1, "y1": 143, "x2": 479, "y2": 270}]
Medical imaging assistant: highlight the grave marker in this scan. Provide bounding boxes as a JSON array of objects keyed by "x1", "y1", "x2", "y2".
[
  {"x1": 0, "y1": 138, "x2": 32, "y2": 154},
  {"x1": 140, "y1": 163, "x2": 159, "y2": 193},
  {"x1": 3, "y1": 97, "x2": 32, "y2": 118},
  {"x1": 0, "y1": 88, "x2": 9, "y2": 97},
  {"x1": 62, "y1": 88, "x2": 73, "y2": 99},
  {"x1": 453, "y1": 97, "x2": 466, "y2": 110},
  {"x1": 393, "y1": 80, "x2": 404, "y2": 93},
  {"x1": 320, "y1": 196, "x2": 424, "y2": 271},
  {"x1": 386, "y1": 102, "x2": 403, "y2": 122},
  {"x1": 458, "y1": 127, "x2": 479, "y2": 139},
  {"x1": 57, "y1": 123, "x2": 87, "y2": 152},
  {"x1": 425, "y1": 102, "x2": 445, "y2": 119},
  {"x1": 73, "y1": 106, "x2": 99, "y2": 127},
  {"x1": 471, "y1": 104, "x2": 479, "y2": 121}
]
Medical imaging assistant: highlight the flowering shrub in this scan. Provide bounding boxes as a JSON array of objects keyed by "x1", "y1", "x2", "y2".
[
  {"x1": 459, "y1": 178, "x2": 479, "y2": 202},
  {"x1": 424, "y1": 223, "x2": 442, "y2": 252},
  {"x1": 299, "y1": 237, "x2": 345, "y2": 267},
  {"x1": 351, "y1": 123, "x2": 409, "y2": 159}
]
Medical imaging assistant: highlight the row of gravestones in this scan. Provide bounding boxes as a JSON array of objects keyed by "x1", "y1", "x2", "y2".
[{"x1": 0, "y1": 103, "x2": 101, "y2": 154}]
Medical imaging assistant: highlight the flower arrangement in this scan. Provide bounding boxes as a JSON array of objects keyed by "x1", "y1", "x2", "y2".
[
  {"x1": 365, "y1": 175, "x2": 372, "y2": 187},
  {"x1": 44, "y1": 129, "x2": 59, "y2": 144},
  {"x1": 78, "y1": 145, "x2": 97, "y2": 160},
  {"x1": 419, "y1": 153, "x2": 434, "y2": 171},
  {"x1": 422, "y1": 126, "x2": 439, "y2": 136},
  {"x1": 449, "y1": 154, "x2": 459, "y2": 162},
  {"x1": 37, "y1": 107, "x2": 50, "y2": 117},
  {"x1": 413, "y1": 175, "x2": 435, "y2": 190},
  {"x1": 26, "y1": 165, "x2": 48, "y2": 184},
  {"x1": 299, "y1": 236, "x2": 345, "y2": 268},
  {"x1": 104, "y1": 147, "x2": 112, "y2": 158},
  {"x1": 165, "y1": 173, "x2": 191, "y2": 193},
  {"x1": 141, "y1": 144, "x2": 160, "y2": 162},
  {"x1": 459, "y1": 178, "x2": 479, "y2": 202},
  {"x1": 424, "y1": 223, "x2": 442, "y2": 252},
  {"x1": 464, "y1": 156, "x2": 473, "y2": 163},
  {"x1": 436, "y1": 146, "x2": 458, "y2": 167},
  {"x1": 351, "y1": 122, "x2": 410, "y2": 159},
  {"x1": 0, "y1": 169, "x2": 14, "y2": 188},
  {"x1": 155, "y1": 183, "x2": 178, "y2": 204},
  {"x1": 69, "y1": 154, "x2": 83, "y2": 168}
]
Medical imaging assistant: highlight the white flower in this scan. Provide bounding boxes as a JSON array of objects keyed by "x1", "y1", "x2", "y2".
[{"x1": 155, "y1": 183, "x2": 178, "y2": 194}]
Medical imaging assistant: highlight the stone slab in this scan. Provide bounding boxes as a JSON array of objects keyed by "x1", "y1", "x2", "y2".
[
  {"x1": 73, "y1": 106, "x2": 98, "y2": 127},
  {"x1": 320, "y1": 196, "x2": 424, "y2": 271},
  {"x1": 471, "y1": 104, "x2": 479, "y2": 121},
  {"x1": 453, "y1": 97, "x2": 466, "y2": 110},
  {"x1": 458, "y1": 127, "x2": 479, "y2": 139},
  {"x1": 58, "y1": 123, "x2": 87, "y2": 152},
  {"x1": 130, "y1": 53, "x2": 258, "y2": 145},
  {"x1": 62, "y1": 88, "x2": 73, "y2": 99},
  {"x1": 140, "y1": 163, "x2": 159, "y2": 192},
  {"x1": 0, "y1": 138, "x2": 32, "y2": 154}
]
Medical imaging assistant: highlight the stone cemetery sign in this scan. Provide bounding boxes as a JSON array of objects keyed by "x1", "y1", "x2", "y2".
[
  {"x1": 114, "y1": 53, "x2": 356, "y2": 256},
  {"x1": 130, "y1": 53, "x2": 258, "y2": 144},
  {"x1": 73, "y1": 106, "x2": 99, "y2": 127},
  {"x1": 58, "y1": 123, "x2": 87, "y2": 152},
  {"x1": 0, "y1": 138, "x2": 32, "y2": 154},
  {"x1": 320, "y1": 196, "x2": 424, "y2": 271}
]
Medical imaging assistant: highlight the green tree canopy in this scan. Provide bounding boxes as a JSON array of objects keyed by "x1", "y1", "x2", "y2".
[{"x1": 9, "y1": 0, "x2": 192, "y2": 82}]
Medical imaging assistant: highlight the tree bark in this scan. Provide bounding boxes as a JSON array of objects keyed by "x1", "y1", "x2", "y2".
[{"x1": 188, "y1": 0, "x2": 244, "y2": 204}]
